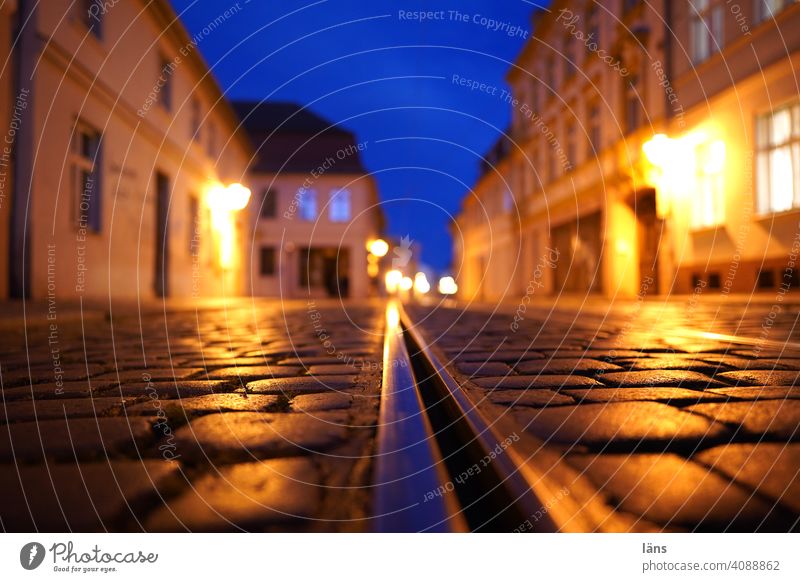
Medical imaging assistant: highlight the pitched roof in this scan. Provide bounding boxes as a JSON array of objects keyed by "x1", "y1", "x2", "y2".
[{"x1": 232, "y1": 101, "x2": 368, "y2": 174}]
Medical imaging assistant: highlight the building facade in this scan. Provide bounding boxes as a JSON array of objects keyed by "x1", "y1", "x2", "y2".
[
  {"x1": 234, "y1": 101, "x2": 383, "y2": 299},
  {"x1": 455, "y1": 0, "x2": 800, "y2": 300},
  {"x1": 2, "y1": 0, "x2": 253, "y2": 302}
]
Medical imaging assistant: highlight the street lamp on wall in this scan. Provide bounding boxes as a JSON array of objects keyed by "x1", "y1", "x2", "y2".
[{"x1": 206, "y1": 182, "x2": 252, "y2": 270}]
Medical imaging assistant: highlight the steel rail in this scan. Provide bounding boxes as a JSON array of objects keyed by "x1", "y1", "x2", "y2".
[{"x1": 372, "y1": 301, "x2": 467, "y2": 532}]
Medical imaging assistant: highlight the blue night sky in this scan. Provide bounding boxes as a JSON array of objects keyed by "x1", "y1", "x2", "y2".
[{"x1": 170, "y1": 0, "x2": 546, "y2": 272}]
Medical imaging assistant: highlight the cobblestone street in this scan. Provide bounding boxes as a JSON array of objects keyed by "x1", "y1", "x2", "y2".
[
  {"x1": 407, "y1": 298, "x2": 800, "y2": 532},
  {"x1": 0, "y1": 300, "x2": 384, "y2": 532},
  {"x1": 1, "y1": 297, "x2": 799, "y2": 532}
]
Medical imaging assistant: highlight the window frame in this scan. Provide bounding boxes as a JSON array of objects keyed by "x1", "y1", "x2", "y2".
[
  {"x1": 690, "y1": 0, "x2": 724, "y2": 64},
  {"x1": 329, "y1": 188, "x2": 352, "y2": 222},
  {"x1": 755, "y1": 102, "x2": 800, "y2": 214},
  {"x1": 71, "y1": 120, "x2": 103, "y2": 234},
  {"x1": 259, "y1": 246, "x2": 277, "y2": 276},
  {"x1": 298, "y1": 188, "x2": 318, "y2": 221}
]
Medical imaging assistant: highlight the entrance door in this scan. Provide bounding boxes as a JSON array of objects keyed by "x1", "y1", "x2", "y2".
[
  {"x1": 155, "y1": 172, "x2": 170, "y2": 297},
  {"x1": 634, "y1": 189, "x2": 662, "y2": 292},
  {"x1": 300, "y1": 247, "x2": 350, "y2": 298}
]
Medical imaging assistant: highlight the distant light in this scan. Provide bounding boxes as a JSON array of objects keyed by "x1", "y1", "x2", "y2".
[
  {"x1": 368, "y1": 238, "x2": 389, "y2": 258},
  {"x1": 400, "y1": 276, "x2": 413, "y2": 291},
  {"x1": 414, "y1": 272, "x2": 430, "y2": 294},
  {"x1": 385, "y1": 270, "x2": 403, "y2": 293},
  {"x1": 367, "y1": 263, "x2": 379, "y2": 277},
  {"x1": 438, "y1": 276, "x2": 458, "y2": 295},
  {"x1": 705, "y1": 140, "x2": 726, "y2": 174}
]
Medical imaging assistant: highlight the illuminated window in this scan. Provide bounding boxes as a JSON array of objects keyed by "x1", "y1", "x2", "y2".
[
  {"x1": 756, "y1": 103, "x2": 800, "y2": 213},
  {"x1": 691, "y1": 140, "x2": 726, "y2": 229},
  {"x1": 756, "y1": 0, "x2": 794, "y2": 22},
  {"x1": 690, "y1": 0, "x2": 724, "y2": 63},
  {"x1": 299, "y1": 188, "x2": 318, "y2": 221},
  {"x1": 329, "y1": 189, "x2": 351, "y2": 222},
  {"x1": 71, "y1": 122, "x2": 102, "y2": 233}
]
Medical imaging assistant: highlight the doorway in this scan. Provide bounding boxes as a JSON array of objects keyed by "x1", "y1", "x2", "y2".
[
  {"x1": 300, "y1": 247, "x2": 350, "y2": 298},
  {"x1": 633, "y1": 189, "x2": 662, "y2": 292},
  {"x1": 155, "y1": 172, "x2": 170, "y2": 297}
]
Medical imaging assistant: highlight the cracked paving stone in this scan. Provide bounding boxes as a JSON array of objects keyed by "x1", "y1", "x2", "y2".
[
  {"x1": 146, "y1": 458, "x2": 320, "y2": 531},
  {"x1": 515, "y1": 358, "x2": 624, "y2": 376},
  {"x1": 174, "y1": 411, "x2": 349, "y2": 461},
  {"x1": 598, "y1": 370, "x2": 726, "y2": 389},
  {"x1": 708, "y1": 386, "x2": 800, "y2": 400},
  {"x1": 107, "y1": 381, "x2": 233, "y2": 398},
  {"x1": 471, "y1": 375, "x2": 604, "y2": 389},
  {"x1": 0, "y1": 417, "x2": 154, "y2": 462},
  {"x1": 246, "y1": 375, "x2": 358, "y2": 394},
  {"x1": 695, "y1": 443, "x2": 800, "y2": 514},
  {"x1": 686, "y1": 400, "x2": 800, "y2": 440},
  {"x1": 716, "y1": 370, "x2": 800, "y2": 387},
  {"x1": 567, "y1": 453, "x2": 785, "y2": 531},
  {"x1": 563, "y1": 387, "x2": 726, "y2": 404},
  {"x1": 93, "y1": 368, "x2": 203, "y2": 382},
  {"x1": 455, "y1": 362, "x2": 514, "y2": 376},
  {"x1": 516, "y1": 402, "x2": 728, "y2": 447},
  {"x1": 485, "y1": 389, "x2": 574, "y2": 407},
  {"x1": 291, "y1": 393, "x2": 355, "y2": 412},
  {"x1": 205, "y1": 366, "x2": 304, "y2": 382},
  {"x1": 0, "y1": 397, "x2": 131, "y2": 423},
  {"x1": 0, "y1": 460, "x2": 181, "y2": 531},
  {"x1": 127, "y1": 393, "x2": 280, "y2": 416}
]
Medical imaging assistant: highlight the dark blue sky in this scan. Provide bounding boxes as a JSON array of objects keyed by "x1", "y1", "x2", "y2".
[{"x1": 170, "y1": 0, "x2": 545, "y2": 271}]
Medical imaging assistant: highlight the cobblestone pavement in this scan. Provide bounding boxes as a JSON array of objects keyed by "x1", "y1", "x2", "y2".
[
  {"x1": 0, "y1": 299, "x2": 384, "y2": 532},
  {"x1": 406, "y1": 299, "x2": 800, "y2": 532}
]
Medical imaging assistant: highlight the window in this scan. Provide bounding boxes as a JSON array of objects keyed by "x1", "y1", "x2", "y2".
[
  {"x1": 691, "y1": 140, "x2": 726, "y2": 228},
  {"x1": 690, "y1": 0, "x2": 724, "y2": 63},
  {"x1": 503, "y1": 190, "x2": 514, "y2": 213},
  {"x1": 260, "y1": 188, "x2": 277, "y2": 218},
  {"x1": 756, "y1": 103, "x2": 800, "y2": 213},
  {"x1": 566, "y1": 123, "x2": 577, "y2": 169},
  {"x1": 298, "y1": 188, "x2": 318, "y2": 221},
  {"x1": 588, "y1": 103, "x2": 601, "y2": 154},
  {"x1": 624, "y1": 0, "x2": 641, "y2": 11},
  {"x1": 72, "y1": 122, "x2": 102, "y2": 233},
  {"x1": 625, "y1": 78, "x2": 643, "y2": 133},
  {"x1": 159, "y1": 56, "x2": 173, "y2": 111},
  {"x1": 329, "y1": 189, "x2": 352, "y2": 222},
  {"x1": 188, "y1": 195, "x2": 200, "y2": 255},
  {"x1": 756, "y1": 0, "x2": 795, "y2": 22},
  {"x1": 206, "y1": 121, "x2": 216, "y2": 157},
  {"x1": 564, "y1": 39, "x2": 577, "y2": 80},
  {"x1": 586, "y1": 2, "x2": 600, "y2": 46},
  {"x1": 190, "y1": 98, "x2": 202, "y2": 141},
  {"x1": 546, "y1": 57, "x2": 556, "y2": 92},
  {"x1": 259, "y1": 247, "x2": 276, "y2": 276},
  {"x1": 81, "y1": 0, "x2": 102, "y2": 37}
]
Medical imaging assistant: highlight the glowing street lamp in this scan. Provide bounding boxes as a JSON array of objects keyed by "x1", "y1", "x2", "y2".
[
  {"x1": 399, "y1": 276, "x2": 413, "y2": 292},
  {"x1": 385, "y1": 269, "x2": 403, "y2": 293},
  {"x1": 438, "y1": 276, "x2": 458, "y2": 295},
  {"x1": 413, "y1": 272, "x2": 430, "y2": 294},
  {"x1": 368, "y1": 238, "x2": 389, "y2": 258},
  {"x1": 206, "y1": 182, "x2": 252, "y2": 269}
]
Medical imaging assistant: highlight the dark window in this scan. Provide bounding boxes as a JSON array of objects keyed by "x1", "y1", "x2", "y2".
[
  {"x1": 691, "y1": 274, "x2": 705, "y2": 288},
  {"x1": 783, "y1": 267, "x2": 800, "y2": 289},
  {"x1": 625, "y1": 78, "x2": 643, "y2": 133},
  {"x1": 191, "y1": 98, "x2": 202, "y2": 142},
  {"x1": 624, "y1": 0, "x2": 640, "y2": 11},
  {"x1": 81, "y1": 0, "x2": 102, "y2": 37},
  {"x1": 260, "y1": 188, "x2": 277, "y2": 218},
  {"x1": 707, "y1": 272, "x2": 721, "y2": 288},
  {"x1": 757, "y1": 269, "x2": 775, "y2": 289},
  {"x1": 259, "y1": 247, "x2": 276, "y2": 276},
  {"x1": 159, "y1": 56, "x2": 173, "y2": 111},
  {"x1": 72, "y1": 122, "x2": 102, "y2": 233}
]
